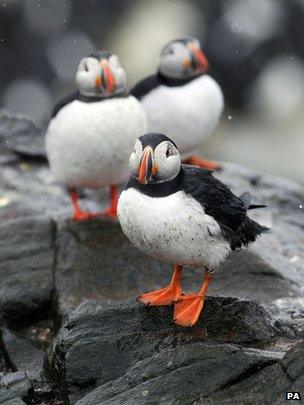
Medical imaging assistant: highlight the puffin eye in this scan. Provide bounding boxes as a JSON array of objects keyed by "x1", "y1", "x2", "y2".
[
  {"x1": 166, "y1": 148, "x2": 170, "y2": 158},
  {"x1": 84, "y1": 63, "x2": 89, "y2": 72}
]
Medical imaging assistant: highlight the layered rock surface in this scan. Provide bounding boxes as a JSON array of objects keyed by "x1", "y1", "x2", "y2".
[{"x1": 0, "y1": 115, "x2": 303, "y2": 404}]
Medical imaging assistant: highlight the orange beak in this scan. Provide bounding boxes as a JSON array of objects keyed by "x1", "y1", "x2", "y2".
[
  {"x1": 95, "y1": 75, "x2": 102, "y2": 90},
  {"x1": 101, "y1": 59, "x2": 116, "y2": 94},
  {"x1": 95, "y1": 59, "x2": 116, "y2": 94},
  {"x1": 188, "y1": 43, "x2": 209, "y2": 73},
  {"x1": 138, "y1": 147, "x2": 154, "y2": 185}
]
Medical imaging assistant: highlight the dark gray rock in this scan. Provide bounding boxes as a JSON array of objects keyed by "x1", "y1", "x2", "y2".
[
  {"x1": 55, "y1": 218, "x2": 177, "y2": 315},
  {"x1": 0, "y1": 370, "x2": 56, "y2": 405},
  {"x1": 76, "y1": 344, "x2": 282, "y2": 405},
  {"x1": 0, "y1": 372, "x2": 30, "y2": 404},
  {"x1": 0, "y1": 332, "x2": 12, "y2": 374},
  {"x1": 0, "y1": 113, "x2": 46, "y2": 161},
  {"x1": 0, "y1": 217, "x2": 54, "y2": 325},
  {"x1": 202, "y1": 341, "x2": 304, "y2": 404},
  {"x1": 46, "y1": 298, "x2": 283, "y2": 403},
  {"x1": 4, "y1": 399, "x2": 26, "y2": 405},
  {"x1": 2, "y1": 329, "x2": 44, "y2": 371}
]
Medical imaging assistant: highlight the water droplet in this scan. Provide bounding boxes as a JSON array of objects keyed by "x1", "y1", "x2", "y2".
[
  {"x1": 0, "y1": 197, "x2": 10, "y2": 207},
  {"x1": 289, "y1": 256, "x2": 299, "y2": 263}
]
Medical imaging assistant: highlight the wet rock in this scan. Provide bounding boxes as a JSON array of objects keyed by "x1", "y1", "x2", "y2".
[
  {"x1": 203, "y1": 341, "x2": 304, "y2": 404},
  {"x1": 55, "y1": 218, "x2": 173, "y2": 315},
  {"x1": 76, "y1": 345, "x2": 282, "y2": 405},
  {"x1": 0, "y1": 113, "x2": 46, "y2": 161},
  {"x1": 46, "y1": 298, "x2": 281, "y2": 402},
  {"x1": 2, "y1": 329, "x2": 44, "y2": 372},
  {"x1": 0, "y1": 371, "x2": 56, "y2": 405},
  {"x1": 0, "y1": 332, "x2": 12, "y2": 374},
  {"x1": 4, "y1": 399, "x2": 26, "y2": 405},
  {"x1": 0, "y1": 217, "x2": 54, "y2": 325},
  {"x1": 0, "y1": 372, "x2": 30, "y2": 404}
]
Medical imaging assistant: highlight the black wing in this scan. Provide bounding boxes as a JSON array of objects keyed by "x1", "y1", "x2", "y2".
[
  {"x1": 130, "y1": 75, "x2": 161, "y2": 100},
  {"x1": 51, "y1": 92, "x2": 79, "y2": 119},
  {"x1": 182, "y1": 165, "x2": 268, "y2": 249}
]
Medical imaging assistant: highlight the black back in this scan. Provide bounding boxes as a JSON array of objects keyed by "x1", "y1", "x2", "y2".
[
  {"x1": 126, "y1": 165, "x2": 268, "y2": 250},
  {"x1": 50, "y1": 90, "x2": 128, "y2": 119},
  {"x1": 130, "y1": 73, "x2": 199, "y2": 100}
]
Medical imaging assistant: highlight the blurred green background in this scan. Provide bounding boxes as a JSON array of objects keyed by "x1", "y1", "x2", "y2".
[{"x1": 0, "y1": 0, "x2": 303, "y2": 184}]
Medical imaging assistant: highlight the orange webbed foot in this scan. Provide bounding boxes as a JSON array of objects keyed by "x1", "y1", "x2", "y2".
[
  {"x1": 73, "y1": 210, "x2": 94, "y2": 222},
  {"x1": 173, "y1": 293, "x2": 206, "y2": 327},
  {"x1": 138, "y1": 284, "x2": 182, "y2": 306},
  {"x1": 138, "y1": 264, "x2": 183, "y2": 306},
  {"x1": 183, "y1": 155, "x2": 221, "y2": 170},
  {"x1": 100, "y1": 207, "x2": 117, "y2": 219}
]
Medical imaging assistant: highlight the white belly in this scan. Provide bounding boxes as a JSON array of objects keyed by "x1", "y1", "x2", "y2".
[
  {"x1": 45, "y1": 96, "x2": 147, "y2": 188},
  {"x1": 118, "y1": 188, "x2": 231, "y2": 269},
  {"x1": 141, "y1": 75, "x2": 224, "y2": 156}
]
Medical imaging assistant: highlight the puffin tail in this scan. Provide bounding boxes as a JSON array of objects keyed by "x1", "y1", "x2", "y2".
[{"x1": 239, "y1": 191, "x2": 266, "y2": 211}]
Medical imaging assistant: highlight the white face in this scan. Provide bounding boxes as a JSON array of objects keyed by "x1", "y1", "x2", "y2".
[
  {"x1": 129, "y1": 139, "x2": 181, "y2": 184},
  {"x1": 75, "y1": 53, "x2": 126, "y2": 97},
  {"x1": 159, "y1": 38, "x2": 208, "y2": 79}
]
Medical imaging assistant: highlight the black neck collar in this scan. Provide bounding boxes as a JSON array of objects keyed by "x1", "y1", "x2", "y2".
[
  {"x1": 157, "y1": 71, "x2": 203, "y2": 87},
  {"x1": 76, "y1": 89, "x2": 129, "y2": 102},
  {"x1": 126, "y1": 167, "x2": 184, "y2": 198}
]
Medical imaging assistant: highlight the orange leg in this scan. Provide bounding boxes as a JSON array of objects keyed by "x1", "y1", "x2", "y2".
[
  {"x1": 183, "y1": 156, "x2": 221, "y2": 170},
  {"x1": 138, "y1": 264, "x2": 183, "y2": 306},
  {"x1": 174, "y1": 272, "x2": 212, "y2": 327},
  {"x1": 69, "y1": 189, "x2": 93, "y2": 221},
  {"x1": 100, "y1": 185, "x2": 119, "y2": 218}
]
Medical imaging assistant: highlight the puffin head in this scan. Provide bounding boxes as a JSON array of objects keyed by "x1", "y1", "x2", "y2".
[
  {"x1": 129, "y1": 133, "x2": 181, "y2": 185},
  {"x1": 75, "y1": 50, "x2": 126, "y2": 97},
  {"x1": 158, "y1": 37, "x2": 209, "y2": 80}
]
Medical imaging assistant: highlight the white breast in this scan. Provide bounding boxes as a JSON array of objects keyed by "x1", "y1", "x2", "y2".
[
  {"x1": 118, "y1": 188, "x2": 231, "y2": 269},
  {"x1": 141, "y1": 75, "x2": 224, "y2": 156},
  {"x1": 45, "y1": 96, "x2": 147, "y2": 188}
]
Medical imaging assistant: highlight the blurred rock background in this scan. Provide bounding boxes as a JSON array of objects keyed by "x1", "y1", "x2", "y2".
[{"x1": 0, "y1": 0, "x2": 303, "y2": 184}]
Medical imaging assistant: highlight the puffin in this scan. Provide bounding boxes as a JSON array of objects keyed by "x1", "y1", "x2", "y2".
[
  {"x1": 45, "y1": 50, "x2": 147, "y2": 220},
  {"x1": 130, "y1": 38, "x2": 224, "y2": 170},
  {"x1": 118, "y1": 133, "x2": 268, "y2": 327}
]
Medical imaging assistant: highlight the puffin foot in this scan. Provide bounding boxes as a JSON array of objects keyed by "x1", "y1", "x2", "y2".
[
  {"x1": 138, "y1": 284, "x2": 182, "y2": 306},
  {"x1": 173, "y1": 271, "x2": 212, "y2": 327},
  {"x1": 100, "y1": 206, "x2": 117, "y2": 218},
  {"x1": 138, "y1": 264, "x2": 183, "y2": 306},
  {"x1": 173, "y1": 293, "x2": 205, "y2": 327},
  {"x1": 73, "y1": 210, "x2": 95, "y2": 222},
  {"x1": 100, "y1": 185, "x2": 119, "y2": 218},
  {"x1": 183, "y1": 155, "x2": 221, "y2": 170}
]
